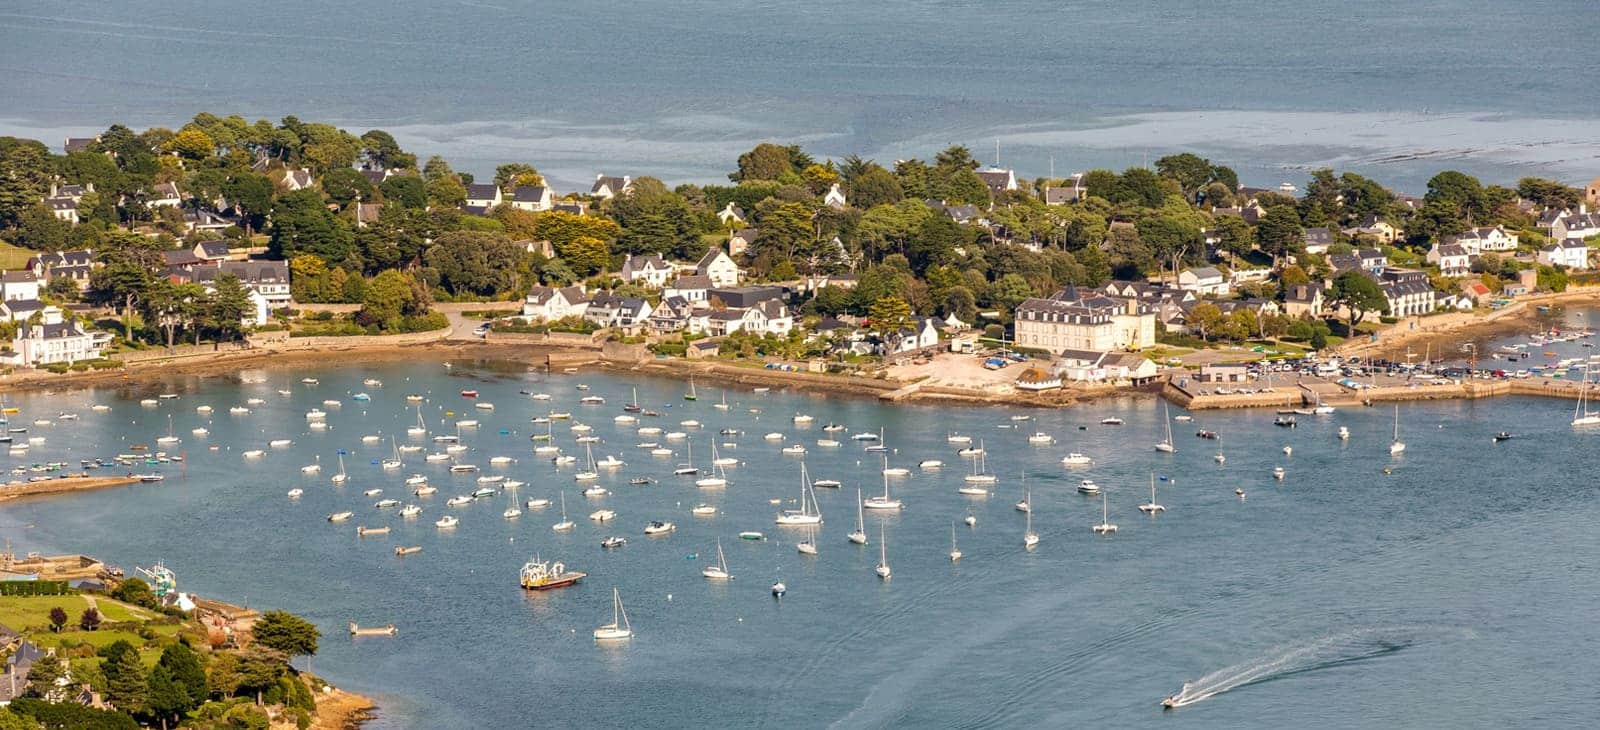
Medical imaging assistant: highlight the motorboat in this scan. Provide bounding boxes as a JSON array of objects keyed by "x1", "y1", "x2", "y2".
[
  {"x1": 1076, "y1": 479, "x2": 1101, "y2": 495},
  {"x1": 435, "y1": 515, "x2": 459, "y2": 529},
  {"x1": 327, "y1": 511, "x2": 354, "y2": 522},
  {"x1": 691, "y1": 504, "x2": 717, "y2": 516},
  {"x1": 601, "y1": 536, "x2": 627, "y2": 549},
  {"x1": 811, "y1": 478, "x2": 841, "y2": 488},
  {"x1": 287, "y1": 488, "x2": 303, "y2": 498},
  {"x1": 1061, "y1": 453, "x2": 1092, "y2": 466},
  {"x1": 1493, "y1": 432, "x2": 1513, "y2": 442},
  {"x1": 525, "y1": 498, "x2": 551, "y2": 509},
  {"x1": 589, "y1": 509, "x2": 617, "y2": 522},
  {"x1": 644, "y1": 520, "x2": 675, "y2": 536},
  {"x1": 374, "y1": 498, "x2": 401, "y2": 509},
  {"x1": 447, "y1": 495, "x2": 474, "y2": 506},
  {"x1": 1027, "y1": 432, "x2": 1054, "y2": 445},
  {"x1": 400, "y1": 505, "x2": 422, "y2": 517},
  {"x1": 919, "y1": 460, "x2": 943, "y2": 469},
  {"x1": 1100, "y1": 417, "x2": 1124, "y2": 425}
]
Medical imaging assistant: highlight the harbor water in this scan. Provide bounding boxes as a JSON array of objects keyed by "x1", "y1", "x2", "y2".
[{"x1": 1, "y1": 353, "x2": 1597, "y2": 727}]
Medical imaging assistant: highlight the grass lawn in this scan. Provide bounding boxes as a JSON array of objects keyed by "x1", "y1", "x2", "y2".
[
  {"x1": 0, "y1": 595, "x2": 93, "y2": 631},
  {"x1": 0, "y1": 240, "x2": 39, "y2": 269},
  {"x1": 34, "y1": 628, "x2": 146, "y2": 651},
  {"x1": 90, "y1": 597, "x2": 150, "y2": 623}
]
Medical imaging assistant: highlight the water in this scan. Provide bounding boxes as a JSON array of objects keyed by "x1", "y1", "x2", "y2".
[
  {"x1": 2, "y1": 1, "x2": 1598, "y2": 190},
  {"x1": 2, "y1": 352, "x2": 1598, "y2": 727}
]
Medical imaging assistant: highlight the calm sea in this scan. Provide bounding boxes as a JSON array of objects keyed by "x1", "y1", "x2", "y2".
[
  {"x1": 2, "y1": 1, "x2": 1597, "y2": 191},
  {"x1": 3, "y1": 312, "x2": 1600, "y2": 727}
]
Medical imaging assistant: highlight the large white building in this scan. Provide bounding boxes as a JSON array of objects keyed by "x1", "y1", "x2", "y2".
[
  {"x1": 9, "y1": 308, "x2": 110, "y2": 366},
  {"x1": 1013, "y1": 287, "x2": 1156, "y2": 354}
]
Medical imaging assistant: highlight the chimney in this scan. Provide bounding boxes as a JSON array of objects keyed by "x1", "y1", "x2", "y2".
[{"x1": 1126, "y1": 298, "x2": 1138, "y2": 317}]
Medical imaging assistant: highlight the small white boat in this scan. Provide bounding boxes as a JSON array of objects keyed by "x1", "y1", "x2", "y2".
[
  {"x1": 781, "y1": 445, "x2": 807, "y2": 455},
  {"x1": 327, "y1": 511, "x2": 354, "y2": 523},
  {"x1": 1338, "y1": 426, "x2": 1350, "y2": 441},
  {"x1": 1273, "y1": 467, "x2": 1286, "y2": 480},
  {"x1": 247, "y1": 397, "x2": 267, "y2": 405},
  {"x1": 425, "y1": 453, "x2": 450, "y2": 462},
  {"x1": 875, "y1": 527, "x2": 891, "y2": 579},
  {"x1": 447, "y1": 495, "x2": 473, "y2": 506},
  {"x1": 301, "y1": 462, "x2": 321, "y2": 474},
  {"x1": 1100, "y1": 417, "x2": 1124, "y2": 425},
  {"x1": 445, "y1": 444, "x2": 468, "y2": 454},
  {"x1": 949, "y1": 522, "x2": 963, "y2": 562},
  {"x1": 582, "y1": 485, "x2": 609, "y2": 497},
  {"x1": 1061, "y1": 453, "x2": 1093, "y2": 466},
  {"x1": 597, "y1": 455, "x2": 625, "y2": 468},
  {"x1": 269, "y1": 439, "x2": 292, "y2": 447},
  {"x1": 680, "y1": 419, "x2": 701, "y2": 428},
  {"x1": 230, "y1": 406, "x2": 251, "y2": 415},
  {"x1": 374, "y1": 498, "x2": 401, "y2": 508},
  {"x1": 848, "y1": 488, "x2": 869, "y2": 544},
  {"x1": 140, "y1": 399, "x2": 159, "y2": 407},
  {"x1": 1091, "y1": 492, "x2": 1117, "y2": 534},
  {"x1": 650, "y1": 447, "x2": 673, "y2": 456},
  {"x1": 1390, "y1": 405, "x2": 1406, "y2": 454},
  {"x1": 816, "y1": 438, "x2": 840, "y2": 448},
  {"x1": 91, "y1": 404, "x2": 111, "y2": 412},
  {"x1": 405, "y1": 474, "x2": 428, "y2": 486},
  {"x1": 286, "y1": 488, "x2": 303, "y2": 498},
  {"x1": 637, "y1": 426, "x2": 663, "y2": 435},
  {"x1": 414, "y1": 485, "x2": 438, "y2": 496},
  {"x1": 664, "y1": 431, "x2": 685, "y2": 440},
  {"x1": 477, "y1": 475, "x2": 506, "y2": 484},
  {"x1": 305, "y1": 409, "x2": 327, "y2": 420},
  {"x1": 863, "y1": 457, "x2": 903, "y2": 510},
  {"x1": 1138, "y1": 474, "x2": 1165, "y2": 514},
  {"x1": 192, "y1": 428, "x2": 209, "y2": 436},
  {"x1": 474, "y1": 402, "x2": 494, "y2": 411},
  {"x1": 593, "y1": 587, "x2": 633, "y2": 641},
  {"x1": 450, "y1": 463, "x2": 479, "y2": 473},
  {"x1": 644, "y1": 520, "x2": 676, "y2": 536},
  {"x1": 764, "y1": 432, "x2": 784, "y2": 441},
  {"x1": 242, "y1": 450, "x2": 264, "y2": 458},
  {"x1": 702, "y1": 539, "x2": 732, "y2": 580},
  {"x1": 435, "y1": 515, "x2": 459, "y2": 529},
  {"x1": 1077, "y1": 479, "x2": 1101, "y2": 495},
  {"x1": 1022, "y1": 492, "x2": 1039, "y2": 549},
  {"x1": 588, "y1": 508, "x2": 617, "y2": 522},
  {"x1": 919, "y1": 460, "x2": 943, "y2": 469},
  {"x1": 792, "y1": 414, "x2": 814, "y2": 424},
  {"x1": 691, "y1": 504, "x2": 717, "y2": 516},
  {"x1": 614, "y1": 415, "x2": 638, "y2": 425},
  {"x1": 811, "y1": 478, "x2": 841, "y2": 488},
  {"x1": 456, "y1": 419, "x2": 479, "y2": 428},
  {"x1": 525, "y1": 498, "x2": 551, "y2": 509},
  {"x1": 400, "y1": 504, "x2": 422, "y2": 517},
  {"x1": 1027, "y1": 432, "x2": 1054, "y2": 445},
  {"x1": 489, "y1": 456, "x2": 515, "y2": 465}
]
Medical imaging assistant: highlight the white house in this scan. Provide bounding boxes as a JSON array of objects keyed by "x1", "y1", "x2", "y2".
[
  {"x1": 728, "y1": 228, "x2": 758, "y2": 257},
  {"x1": 279, "y1": 169, "x2": 315, "y2": 191},
  {"x1": 647, "y1": 296, "x2": 696, "y2": 333},
  {"x1": 147, "y1": 182, "x2": 183, "y2": 208},
  {"x1": 663, "y1": 275, "x2": 711, "y2": 303},
  {"x1": 44, "y1": 197, "x2": 79, "y2": 224},
  {"x1": 823, "y1": 183, "x2": 848, "y2": 210},
  {"x1": 590, "y1": 175, "x2": 632, "y2": 200},
  {"x1": 464, "y1": 183, "x2": 502, "y2": 210},
  {"x1": 0, "y1": 298, "x2": 46, "y2": 323},
  {"x1": 717, "y1": 202, "x2": 746, "y2": 226},
  {"x1": 975, "y1": 167, "x2": 1018, "y2": 196},
  {"x1": 1449, "y1": 225, "x2": 1518, "y2": 254},
  {"x1": 509, "y1": 186, "x2": 553, "y2": 212},
  {"x1": 584, "y1": 292, "x2": 653, "y2": 331},
  {"x1": 751, "y1": 299, "x2": 793, "y2": 336},
  {"x1": 888, "y1": 317, "x2": 939, "y2": 352},
  {"x1": 696, "y1": 248, "x2": 741, "y2": 287},
  {"x1": 10, "y1": 308, "x2": 110, "y2": 366},
  {"x1": 522, "y1": 285, "x2": 590, "y2": 321},
  {"x1": 27, "y1": 250, "x2": 95, "y2": 291},
  {"x1": 1539, "y1": 239, "x2": 1590, "y2": 270},
  {"x1": 1425, "y1": 243, "x2": 1472, "y2": 277},
  {"x1": 619, "y1": 254, "x2": 674, "y2": 287},
  {"x1": 1176, "y1": 267, "x2": 1230, "y2": 296},
  {"x1": 1, "y1": 271, "x2": 41, "y2": 302}
]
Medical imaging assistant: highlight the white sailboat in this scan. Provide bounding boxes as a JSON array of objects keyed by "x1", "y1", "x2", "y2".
[
  {"x1": 1023, "y1": 493, "x2": 1039, "y2": 549},
  {"x1": 1214, "y1": 435, "x2": 1226, "y2": 464},
  {"x1": 696, "y1": 442, "x2": 729, "y2": 487},
  {"x1": 575, "y1": 444, "x2": 599, "y2": 481},
  {"x1": 875, "y1": 525, "x2": 891, "y2": 579},
  {"x1": 156, "y1": 414, "x2": 181, "y2": 445},
  {"x1": 948, "y1": 522, "x2": 962, "y2": 562},
  {"x1": 552, "y1": 492, "x2": 575, "y2": 531},
  {"x1": 962, "y1": 448, "x2": 996, "y2": 490},
  {"x1": 1574, "y1": 365, "x2": 1600, "y2": 426},
  {"x1": 673, "y1": 438, "x2": 698, "y2": 476},
  {"x1": 714, "y1": 390, "x2": 730, "y2": 411},
  {"x1": 847, "y1": 488, "x2": 869, "y2": 544},
  {"x1": 797, "y1": 524, "x2": 818, "y2": 555},
  {"x1": 1389, "y1": 404, "x2": 1407, "y2": 454},
  {"x1": 593, "y1": 587, "x2": 633, "y2": 641},
  {"x1": 776, "y1": 463, "x2": 823, "y2": 525},
  {"x1": 1154, "y1": 402, "x2": 1175, "y2": 452},
  {"x1": 407, "y1": 406, "x2": 426, "y2": 436},
  {"x1": 1138, "y1": 473, "x2": 1165, "y2": 514},
  {"x1": 331, "y1": 452, "x2": 349, "y2": 484},
  {"x1": 702, "y1": 539, "x2": 731, "y2": 580},
  {"x1": 711, "y1": 441, "x2": 738, "y2": 467},
  {"x1": 863, "y1": 456, "x2": 903, "y2": 510},
  {"x1": 383, "y1": 437, "x2": 402, "y2": 470},
  {"x1": 1092, "y1": 491, "x2": 1118, "y2": 534}
]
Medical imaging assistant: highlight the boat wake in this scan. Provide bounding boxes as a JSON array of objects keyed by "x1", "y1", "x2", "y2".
[{"x1": 1165, "y1": 627, "x2": 1435, "y2": 708}]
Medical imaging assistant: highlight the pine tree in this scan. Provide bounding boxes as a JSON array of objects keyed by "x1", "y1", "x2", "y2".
[{"x1": 105, "y1": 649, "x2": 148, "y2": 714}]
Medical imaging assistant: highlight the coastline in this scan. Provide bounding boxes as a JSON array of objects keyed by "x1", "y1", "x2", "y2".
[{"x1": 0, "y1": 474, "x2": 141, "y2": 504}]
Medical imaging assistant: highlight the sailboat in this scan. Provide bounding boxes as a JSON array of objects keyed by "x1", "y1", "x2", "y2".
[
  {"x1": 552, "y1": 493, "x2": 575, "y2": 531},
  {"x1": 702, "y1": 539, "x2": 731, "y2": 580},
  {"x1": 624, "y1": 387, "x2": 642, "y2": 413},
  {"x1": 847, "y1": 488, "x2": 868, "y2": 544},
  {"x1": 408, "y1": 406, "x2": 427, "y2": 436},
  {"x1": 1023, "y1": 494, "x2": 1039, "y2": 549},
  {"x1": 711, "y1": 441, "x2": 738, "y2": 467},
  {"x1": 1213, "y1": 435, "x2": 1226, "y2": 464},
  {"x1": 961, "y1": 448, "x2": 996, "y2": 491},
  {"x1": 1574, "y1": 365, "x2": 1600, "y2": 426},
  {"x1": 797, "y1": 524, "x2": 818, "y2": 555},
  {"x1": 1154, "y1": 402, "x2": 1175, "y2": 452},
  {"x1": 875, "y1": 525, "x2": 891, "y2": 579},
  {"x1": 383, "y1": 437, "x2": 402, "y2": 470},
  {"x1": 1138, "y1": 473, "x2": 1165, "y2": 513},
  {"x1": 593, "y1": 587, "x2": 633, "y2": 641},
  {"x1": 714, "y1": 391, "x2": 730, "y2": 411},
  {"x1": 776, "y1": 463, "x2": 823, "y2": 524},
  {"x1": 684, "y1": 378, "x2": 698, "y2": 401},
  {"x1": 863, "y1": 456, "x2": 903, "y2": 510},
  {"x1": 949, "y1": 522, "x2": 963, "y2": 562},
  {"x1": 697, "y1": 443, "x2": 729, "y2": 487},
  {"x1": 156, "y1": 414, "x2": 181, "y2": 445},
  {"x1": 673, "y1": 438, "x2": 699, "y2": 476},
  {"x1": 1389, "y1": 404, "x2": 1407, "y2": 454},
  {"x1": 575, "y1": 444, "x2": 599, "y2": 481},
  {"x1": 331, "y1": 452, "x2": 349, "y2": 484},
  {"x1": 1092, "y1": 491, "x2": 1118, "y2": 534}
]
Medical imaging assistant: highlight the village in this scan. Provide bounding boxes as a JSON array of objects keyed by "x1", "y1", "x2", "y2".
[{"x1": 3, "y1": 121, "x2": 1600, "y2": 407}]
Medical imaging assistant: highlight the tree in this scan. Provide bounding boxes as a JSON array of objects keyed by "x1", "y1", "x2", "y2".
[
  {"x1": 146, "y1": 665, "x2": 190, "y2": 730},
  {"x1": 162, "y1": 128, "x2": 214, "y2": 160},
  {"x1": 0, "y1": 137, "x2": 55, "y2": 230},
  {"x1": 47, "y1": 606, "x2": 66, "y2": 633},
  {"x1": 221, "y1": 173, "x2": 275, "y2": 233},
  {"x1": 269, "y1": 189, "x2": 355, "y2": 263},
  {"x1": 1425, "y1": 170, "x2": 1486, "y2": 224},
  {"x1": 207, "y1": 274, "x2": 253, "y2": 342},
  {"x1": 379, "y1": 175, "x2": 426, "y2": 209},
  {"x1": 104, "y1": 648, "x2": 147, "y2": 714},
  {"x1": 1154, "y1": 153, "x2": 1213, "y2": 200},
  {"x1": 1256, "y1": 211, "x2": 1303, "y2": 263},
  {"x1": 1328, "y1": 269, "x2": 1388, "y2": 329},
  {"x1": 79, "y1": 607, "x2": 101, "y2": 631},
  {"x1": 494, "y1": 163, "x2": 544, "y2": 191},
  {"x1": 358, "y1": 270, "x2": 420, "y2": 328},
  {"x1": 111, "y1": 578, "x2": 156, "y2": 608},
  {"x1": 847, "y1": 164, "x2": 902, "y2": 209},
  {"x1": 730, "y1": 143, "x2": 804, "y2": 182},
  {"x1": 320, "y1": 167, "x2": 374, "y2": 207},
  {"x1": 1213, "y1": 216, "x2": 1254, "y2": 260},
  {"x1": 88, "y1": 260, "x2": 151, "y2": 344},
  {"x1": 157, "y1": 643, "x2": 208, "y2": 708},
  {"x1": 1516, "y1": 177, "x2": 1582, "y2": 211},
  {"x1": 424, "y1": 232, "x2": 523, "y2": 296},
  {"x1": 558, "y1": 236, "x2": 610, "y2": 277},
  {"x1": 942, "y1": 285, "x2": 977, "y2": 323},
  {"x1": 251, "y1": 611, "x2": 320, "y2": 665},
  {"x1": 1188, "y1": 303, "x2": 1223, "y2": 341},
  {"x1": 867, "y1": 296, "x2": 912, "y2": 338},
  {"x1": 990, "y1": 273, "x2": 1035, "y2": 314},
  {"x1": 23, "y1": 653, "x2": 67, "y2": 701},
  {"x1": 1112, "y1": 168, "x2": 1166, "y2": 208}
]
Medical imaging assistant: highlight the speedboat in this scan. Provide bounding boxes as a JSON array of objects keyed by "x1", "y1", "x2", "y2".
[
  {"x1": 1076, "y1": 480, "x2": 1101, "y2": 495},
  {"x1": 327, "y1": 511, "x2": 354, "y2": 523},
  {"x1": 601, "y1": 536, "x2": 627, "y2": 549},
  {"x1": 643, "y1": 521, "x2": 675, "y2": 536},
  {"x1": 589, "y1": 509, "x2": 617, "y2": 522},
  {"x1": 1493, "y1": 432, "x2": 1513, "y2": 442},
  {"x1": 1100, "y1": 417, "x2": 1124, "y2": 425},
  {"x1": 447, "y1": 495, "x2": 474, "y2": 506},
  {"x1": 435, "y1": 515, "x2": 459, "y2": 529},
  {"x1": 1060, "y1": 453, "x2": 1092, "y2": 465},
  {"x1": 918, "y1": 460, "x2": 943, "y2": 469}
]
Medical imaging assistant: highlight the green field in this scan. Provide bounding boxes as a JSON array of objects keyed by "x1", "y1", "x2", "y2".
[
  {"x1": 0, "y1": 594, "x2": 153, "y2": 632},
  {"x1": 0, "y1": 241, "x2": 39, "y2": 270}
]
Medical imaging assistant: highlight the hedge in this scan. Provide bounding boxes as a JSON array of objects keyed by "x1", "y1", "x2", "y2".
[{"x1": 0, "y1": 579, "x2": 72, "y2": 596}]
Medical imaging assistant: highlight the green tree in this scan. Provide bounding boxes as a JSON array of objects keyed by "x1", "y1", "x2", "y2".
[
  {"x1": 867, "y1": 296, "x2": 912, "y2": 338},
  {"x1": 1154, "y1": 153, "x2": 1213, "y2": 200},
  {"x1": 269, "y1": 189, "x2": 355, "y2": 263},
  {"x1": 1328, "y1": 270, "x2": 1388, "y2": 329},
  {"x1": 320, "y1": 167, "x2": 374, "y2": 207},
  {"x1": 942, "y1": 285, "x2": 977, "y2": 323},
  {"x1": 162, "y1": 128, "x2": 215, "y2": 160},
  {"x1": 494, "y1": 163, "x2": 544, "y2": 191},
  {"x1": 379, "y1": 175, "x2": 426, "y2": 210},
  {"x1": 0, "y1": 137, "x2": 55, "y2": 230},
  {"x1": 1256, "y1": 210, "x2": 1303, "y2": 263},
  {"x1": 1516, "y1": 177, "x2": 1582, "y2": 211},
  {"x1": 1188, "y1": 302, "x2": 1223, "y2": 341},
  {"x1": 146, "y1": 665, "x2": 190, "y2": 730},
  {"x1": 207, "y1": 274, "x2": 253, "y2": 342},
  {"x1": 23, "y1": 653, "x2": 68, "y2": 701},
  {"x1": 358, "y1": 270, "x2": 417, "y2": 327},
  {"x1": 730, "y1": 143, "x2": 805, "y2": 182},
  {"x1": 424, "y1": 231, "x2": 524, "y2": 296},
  {"x1": 989, "y1": 273, "x2": 1034, "y2": 314},
  {"x1": 251, "y1": 611, "x2": 320, "y2": 665},
  {"x1": 558, "y1": 236, "x2": 610, "y2": 277},
  {"x1": 847, "y1": 164, "x2": 903, "y2": 209},
  {"x1": 104, "y1": 648, "x2": 148, "y2": 714},
  {"x1": 157, "y1": 643, "x2": 208, "y2": 708},
  {"x1": 221, "y1": 173, "x2": 275, "y2": 234}
]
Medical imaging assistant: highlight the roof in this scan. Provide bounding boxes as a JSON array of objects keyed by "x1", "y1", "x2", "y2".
[
  {"x1": 697, "y1": 248, "x2": 734, "y2": 268},
  {"x1": 1042, "y1": 187, "x2": 1081, "y2": 205},
  {"x1": 1435, "y1": 244, "x2": 1469, "y2": 258},
  {"x1": 151, "y1": 182, "x2": 181, "y2": 198},
  {"x1": 1, "y1": 271, "x2": 37, "y2": 284},
  {"x1": 512, "y1": 185, "x2": 549, "y2": 201},
  {"x1": 1303, "y1": 227, "x2": 1333, "y2": 243},
  {"x1": 465, "y1": 183, "x2": 499, "y2": 201},
  {"x1": 668, "y1": 275, "x2": 712, "y2": 290},
  {"x1": 1183, "y1": 267, "x2": 1223, "y2": 281},
  {"x1": 1285, "y1": 284, "x2": 1321, "y2": 303},
  {"x1": 730, "y1": 227, "x2": 758, "y2": 242},
  {"x1": 591, "y1": 175, "x2": 630, "y2": 195},
  {"x1": 2, "y1": 298, "x2": 44, "y2": 313},
  {"x1": 1015, "y1": 367, "x2": 1059, "y2": 384},
  {"x1": 162, "y1": 249, "x2": 203, "y2": 267},
  {"x1": 187, "y1": 261, "x2": 289, "y2": 285}
]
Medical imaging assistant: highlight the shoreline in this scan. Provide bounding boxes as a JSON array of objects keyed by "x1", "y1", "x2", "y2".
[{"x1": 0, "y1": 474, "x2": 142, "y2": 504}]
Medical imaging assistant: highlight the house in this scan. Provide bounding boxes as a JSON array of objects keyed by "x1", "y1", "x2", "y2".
[
  {"x1": 185, "y1": 209, "x2": 238, "y2": 233},
  {"x1": 1342, "y1": 215, "x2": 1401, "y2": 244},
  {"x1": 686, "y1": 340, "x2": 720, "y2": 359},
  {"x1": 699, "y1": 309, "x2": 747, "y2": 337},
  {"x1": 1446, "y1": 225, "x2": 1518, "y2": 255},
  {"x1": 63, "y1": 137, "x2": 97, "y2": 153},
  {"x1": 1302, "y1": 227, "x2": 1334, "y2": 254},
  {"x1": 1330, "y1": 248, "x2": 1388, "y2": 274},
  {"x1": 0, "y1": 271, "x2": 41, "y2": 302},
  {"x1": 584, "y1": 292, "x2": 653, "y2": 332},
  {"x1": 1103, "y1": 353, "x2": 1160, "y2": 385},
  {"x1": 887, "y1": 316, "x2": 939, "y2": 353},
  {"x1": 521, "y1": 285, "x2": 590, "y2": 321},
  {"x1": 1176, "y1": 267, "x2": 1230, "y2": 296},
  {"x1": 663, "y1": 275, "x2": 711, "y2": 303},
  {"x1": 1548, "y1": 208, "x2": 1600, "y2": 242},
  {"x1": 1200, "y1": 363, "x2": 1251, "y2": 383},
  {"x1": 822, "y1": 183, "x2": 848, "y2": 210},
  {"x1": 706, "y1": 286, "x2": 783, "y2": 309},
  {"x1": 161, "y1": 249, "x2": 204, "y2": 270},
  {"x1": 1013, "y1": 286, "x2": 1156, "y2": 354},
  {"x1": 938, "y1": 203, "x2": 982, "y2": 225},
  {"x1": 147, "y1": 182, "x2": 182, "y2": 208},
  {"x1": 464, "y1": 183, "x2": 502, "y2": 211},
  {"x1": 717, "y1": 202, "x2": 746, "y2": 226},
  {"x1": 1587, "y1": 176, "x2": 1600, "y2": 207},
  {"x1": 975, "y1": 167, "x2": 1018, "y2": 196},
  {"x1": 647, "y1": 296, "x2": 697, "y2": 333},
  {"x1": 353, "y1": 202, "x2": 383, "y2": 228},
  {"x1": 1459, "y1": 280, "x2": 1493, "y2": 306},
  {"x1": 170, "y1": 262, "x2": 291, "y2": 324},
  {"x1": 1425, "y1": 243, "x2": 1472, "y2": 277},
  {"x1": 11, "y1": 309, "x2": 110, "y2": 366},
  {"x1": 1283, "y1": 284, "x2": 1324, "y2": 319},
  {"x1": 1538, "y1": 239, "x2": 1590, "y2": 270},
  {"x1": 44, "y1": 197, "x2": 80, "y2": 224},
  {"x1": 510, "y1": 186, "x2": 553, "y2": 212},
  {"x1": 590, "y1": 175, "x2": 632, "y2": 200},
  {"x1": 0, "y1": 298, "x2": 45, "y2": 323},
  {"x1": 278, "y1": 169, "x2": 315, "y2": 192},
  {"x1": 1377, "y1": 273, "x2": 1436, "y2": 318},
  {"x1": 511, "y1": 239, "x2": 556, "y2": 258},
  {"x1": 1502, "y1": 278, "x2": 1530, "y2": 297},
  {"x1": 803, "y1": 273, "x2": 858, "y2": 292},
  {"x1": 1042, "y1": 174, "x2": 1087, "y2": 205},
  {"x1": 619, "y1": 254, "x2": 674, "y2": 287},
  {"x1": 26, "y1": 250, "x2": 96, "y2": 291},
  {"x1": 750, "y1": 299, "x2": 794, "y2": 336},
  {"x1": 551, "y1": 200, "x2": 590, "y2": 216},
  {"x1": 727, "y1": 228, "x2": 758, "y2": 258},
  {"x1": 1015, "y1": 367, "x2": 1063, "y2": 391},
  {"x1": 696, "y1": 248, "x2": 741, "y2": 287}
]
